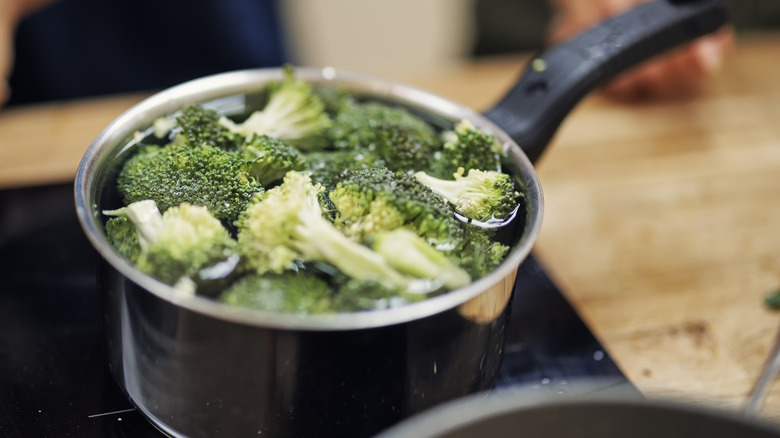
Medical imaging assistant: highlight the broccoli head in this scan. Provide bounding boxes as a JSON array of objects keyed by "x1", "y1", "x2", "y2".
[
  {"x1": 104, "y1": 216, "x2": 141, "y2": 263},
  {"x1": 220, "y1": 67, "x2": 331, "y2": 150},
  {"x1": 328, "y1": 168, "x2": 464, "y2": 250},
  {"x1": 331, "y1": 277, "x2": 420, "y2": 312},
  {"x1": 305, "y1": 148, "x2": 384, "y2": 189},
  {"x1": 456, "y1": 225, "x2": 511, "y2": 279},
  {"x1": 104, "y1": 200, "x2": 239, "y2": 292},
  {"x1": 175, "y1": 104, "x2": 240, "y2": 150},
  {"x1": 312, "y1": 83, "x2": 356, "y2": 115},
  {"x1": 117, "y1": 142, "x2": 262, "y2": 221},
  {"x1": 414, "y1": 168, "x2": 521, "y2": 223},
  {"x1": 242, "y1": 134, "x2": 305, "y2": 186},
  {"x1": 328, "y1": 101, "x2": 438, "y2": 172},
  {"x1": 236, "y1": 171, "x2": 410, "y2": 290},
  {"x1": 431, "y1": 119, "x2": 504, "y2": 178},
  {"x1": 219, "y1": 271, "x2": 333, "y2": 314}
]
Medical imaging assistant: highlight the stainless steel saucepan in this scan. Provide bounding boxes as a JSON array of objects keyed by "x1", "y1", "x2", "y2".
[
  {"x1": 375, "y1": 382, "x2": 780, "y2": 438},
  {"x1": 75, "y1": 1, "x2": 729, "y2": 437}
]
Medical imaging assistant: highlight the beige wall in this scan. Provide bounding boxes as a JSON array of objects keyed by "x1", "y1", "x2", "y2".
[{"x1": 279, "y1": 0, "x2": 476, "y2": 76}]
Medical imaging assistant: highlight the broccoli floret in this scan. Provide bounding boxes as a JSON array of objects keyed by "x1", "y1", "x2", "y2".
[
  {"x1": 414, "y1": 168, "x2": 521, "y2": 222},
  {"x1": 117, "y1": 142, "x2": 262, "y2": 221},
  {"x1": 431, "y1": 119, "x2": 504, "y2": 178},
  {"x1": 236, "y1": 171, "x2": 410, "y2": 290},
  {"x1": 329, "y1": 168, "x2": 464, "y2": 250},
  {"x1": 175, "y1": 104, "x2": 240, "y2": 150},
  {"x1": 103, "y1": 199, "x2": 164, "y2": 251},
  {"x1": 372, "y1": 229, "x2": 470, "y2": 290},
  {"x1": 104, "y1": 200, "x2": 239, "y2": 292},
  {"x1": 242, "y1": 134, "x2": 305, "y2": 186},
  {"x1": 312, "y1": 83, "x2": 356, "y2": 115},
  {"x1": 328, "y1": 101, "x2": 438, "y2": 172},
  {"x1": 104, "y1": 216, "x2": 141, "y2": 263},
  {"x1": 305, "y1": 149, "x2": 384, "y2": 189},
  {"x1": 456, "y1": 225, "x2": 511, "y2": 279},
  {"x1": 219, "y1": 271, "x2": 333, "y2": 314},
  {"x1": 331, "y1": 277, "x2": 420, "y2": 312},
  {"x1": 220, "y1": 67, "x2": 331, "y2": 150}
]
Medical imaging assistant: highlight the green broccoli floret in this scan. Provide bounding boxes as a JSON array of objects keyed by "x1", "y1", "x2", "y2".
[
  {"x1": 117, "y1": 142, "x2": 262, "y2": 221},
  {"x1": 241, "y1": 134, "x2": 305, "y2": 186},
  {"x1": 328, "y1": 168, "x2": 464, "y2": 250},
  {"x1": 219, "y1": 271, "x2": 333, "y2": 314},
  {"x1": 104, "y1": 200, "x2": 239, "y2": 292},
  {"x1": 236, "y1": 171, "x2": 410, "y2": 290},
  {"x1": 328, "y1": 101, "x2": 438, "y2": 172},
  {"x1": 175, "y1": 104, "x2": 240, "y2": 150},
  {"x1": 305, "y1": 149, "x2": 384, "y2": 189},
  {"x1": 331, "y1": 277, "x2": 420, "y2": 312},
  {"x1": 431, "y1": 119, "x2": 504, "y2": 178},
  {"x1": 456, "y1": 225, "x2": 511, "y2": 279},
  {"x1": 220, "y1": 67, "x2": 331, "y2": 150},
  {"x1": 414, "y1": 168, "x2": 521, "y2": 222},
  {"x1": 312, "y1": 83, "x2": 356, "y2": 115},
  {"x1": 372, "y1": 229, "x2": 470, "y2": 290},
  {"x1": 104, "y1": 216, "x2": 141, "y2": 263}
]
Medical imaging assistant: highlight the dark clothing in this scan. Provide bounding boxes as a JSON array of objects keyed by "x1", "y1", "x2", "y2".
[{"x1": 7, "y1": 0, "x2": 286, "y2": 106}]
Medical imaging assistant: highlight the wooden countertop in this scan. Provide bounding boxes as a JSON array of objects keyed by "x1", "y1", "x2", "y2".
[{"x1": 2, "y1": 31, "x2": 780, "y2": 420}]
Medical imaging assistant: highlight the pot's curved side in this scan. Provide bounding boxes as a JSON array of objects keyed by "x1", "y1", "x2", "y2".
[
  {"x1": 374, "y1": 390, "x2": 780, "y2": 438},
  {"x1": 100, "y1": 256, "x2": 517, "y2": 438}
]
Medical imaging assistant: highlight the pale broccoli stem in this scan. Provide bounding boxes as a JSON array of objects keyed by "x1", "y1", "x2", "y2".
[
  {"x1": 220, "y1": 68, "x2": 331, "y2": 150},
  {"x1": 372, "y1": 229, "x2": 471, "y2": 291},
  {"x1": 103, "y1": 199, "x2": 163, "y2": 251},
  {"x1": 295, "y1": 199, "x2": 409, "y2": 288},
  {"x1": 238, "y1": 171, "x2": 410, "y2": 290}
]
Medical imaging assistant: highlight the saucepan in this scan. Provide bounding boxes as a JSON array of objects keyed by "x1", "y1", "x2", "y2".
[
  {"x1": 74, "y1": 1, "x2": 729, "y2": 437},
  {"x1": 375, "y1": 382, "x2": 780, "y2": 438}
]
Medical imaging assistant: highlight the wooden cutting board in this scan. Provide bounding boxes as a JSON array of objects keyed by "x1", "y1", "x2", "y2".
[{"x1": 0, "y1": 93, "x2": 149, "y2": 188}]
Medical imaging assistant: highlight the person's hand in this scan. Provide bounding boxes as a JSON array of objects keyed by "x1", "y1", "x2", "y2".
[
  {"x1": 548, "y1": 0, "x2": 735, "y2": 101},
  {"x1": 0, "y1": 0, "x2": 57, "y2": 107}
]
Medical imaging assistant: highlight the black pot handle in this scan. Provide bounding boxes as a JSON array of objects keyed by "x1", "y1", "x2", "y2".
[{"x1": 484, "y1": 0, "x2": 729, "y2": 164}]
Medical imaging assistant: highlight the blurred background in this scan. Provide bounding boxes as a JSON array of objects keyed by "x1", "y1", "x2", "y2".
[
  {"x1": 280, "y1": 0, "x2": 780, "y2": 76},
  {"x1": 6, "y1": 0, "x2": 780, "y2": 107}
]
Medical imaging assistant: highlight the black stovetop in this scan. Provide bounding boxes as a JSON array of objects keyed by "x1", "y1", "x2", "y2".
[{"x1": 0, "y1": 183, "x2": 632, "y2": 437}]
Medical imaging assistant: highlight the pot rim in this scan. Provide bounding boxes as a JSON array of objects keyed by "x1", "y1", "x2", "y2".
[
  {"x1": 374, "y1": 383, "x2": 780, "y2": 438},
  {"x1": 74, "y1": 66, "x2": 544, "y2": 331}
]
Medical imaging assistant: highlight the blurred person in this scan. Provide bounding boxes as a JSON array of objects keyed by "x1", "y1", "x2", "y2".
[
  {"x1": 0, "y1": 0, "x2": 56, "y2": 105},
  {"x1": 1, "y1": 0, "x2": 286, "y2": 107},
  {"x1": 547, "y1": 0, "x2": 735, "y2": 100}
]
